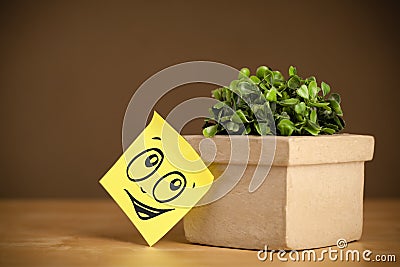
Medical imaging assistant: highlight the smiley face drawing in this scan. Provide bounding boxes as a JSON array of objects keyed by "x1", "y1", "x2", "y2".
[
  {"x1": 125, "y1": 144, "x2": 191, "y2": 220},
  {"x1": 100, "y1": 112, "x2": 214, "y2": 246}
]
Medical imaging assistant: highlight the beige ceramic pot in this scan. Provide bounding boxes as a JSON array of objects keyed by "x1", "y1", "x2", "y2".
[{"x1": 183, "y1": 134, "x2": 374, "y2": 250}]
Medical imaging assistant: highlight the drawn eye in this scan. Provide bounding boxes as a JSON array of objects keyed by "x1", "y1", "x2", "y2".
[
  {"x1": 170, "y1": 178, "x2": 182, "y2": 191},
  {"x1": 152, "y1": 171, "x2": 187, "y2": 203},
  {"x1": 127, "y1": 148, "x2": 164, "y2": 182},
  {"x1": 145, "y1": 154, "x2": 159, "y2": 167}
]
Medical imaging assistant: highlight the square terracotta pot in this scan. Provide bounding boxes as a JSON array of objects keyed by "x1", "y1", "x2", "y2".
[{"x1": 183, "y1": 134, "x2": 374, "y2": 250}]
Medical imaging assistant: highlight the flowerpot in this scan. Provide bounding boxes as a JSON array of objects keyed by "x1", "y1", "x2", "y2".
[{"x1": 183, "y1": 134, "x2": 374, "y2": 250}]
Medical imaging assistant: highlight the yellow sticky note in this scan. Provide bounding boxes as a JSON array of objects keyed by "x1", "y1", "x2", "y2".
[{"x1": 100, "y1": 111, "x2": 214, "y2": 246}]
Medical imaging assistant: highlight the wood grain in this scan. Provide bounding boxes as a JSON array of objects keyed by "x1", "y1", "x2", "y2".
[{"x1": 0, "y1": 199, "x2": 398, "y2": 266}]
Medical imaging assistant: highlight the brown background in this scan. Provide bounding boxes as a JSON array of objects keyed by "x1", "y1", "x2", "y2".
[{"x1": 0, "y1": 0, "x2": 399, "y2": 198}]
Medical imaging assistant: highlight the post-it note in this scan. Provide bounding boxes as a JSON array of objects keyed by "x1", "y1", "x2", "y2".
[{"x1": 99, "y1": 111, "x2": 214, "y2": 246}]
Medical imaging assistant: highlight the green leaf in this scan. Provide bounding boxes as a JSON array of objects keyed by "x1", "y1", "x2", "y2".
[
  {"x1": 229, "y1": 80, "x2": 239, "y2": 91},
  {"x1": 322, "y1": 127, "x2": 336, "y2": 134},
  {"x1": 277, "y1": 119, "x2": 295, "y2": 136},
  {"x1": 231, "y1": 114, "x2": 242, "y2": 124},
  {"x1": 295, "y1": 120, "x2": 306, "y2": 127},
  {"x1": 226, "y1": 122, "x2": 240, "y2": 132},
  {"x1": 251, "y1": 104, "x2": 269, "y2": 121},
  {"x1": 234, "y1": 109, "x2": 249, "y2": 123},
  {"x1": 238, "y1": 67, "x2": 250, "y2": 79},
  {"x1": 259, "y1": 82, "x2": 268, "y2": 91},
  {"x1": 289, "y1": 66, "x2": 297, "y2": 76},
  {"x1": 321, "y1": 81, "x2": 330, "y2": 96},
  {"x1": 294, "y1": 102, "x2": 306, "y2": 115},
  {"x1": 254, "y1": 122, "x2": 260, "y2": 135},
  {"x1": 212, "y1": 88, "x2": 222, "y2": 100},
  {"x1": 339, "y1": 116, "x2": 346, "y2": 128},
  {"x1": 329, "y1": 99, "x2": 343, "y2": 116},
  {"x1": 277, "y1": 82, "x2": 287, "y2": 91},
  {"x1": 308, "y1": 101, "x2": 331, "y2": 111},
  {"x1": 273, "y1": 80, "x2": 285, "y2": 88},
  {"x1": 219, "y1": 116, "x2": 231, "y2": 122},
  {"x1": 308, "y1": 81, "x2": 318, "y2": 100},
  {"x1": 266, "y1": 88, "x2": 277, "y2": 102},
  {"x1": 254, "y1": 122, "x2": 270, "y2": 135},
  {"x1": 256, "y1": 66, "x2": 269, "y2": 79},
  {"x1": 244, "y1": 125, "x2": 251, "y2": 135},
  {"x1": 225, "y1": 87, "x2": 232, "y2": 101},
  {"x1": 275, "y1": 111, "x2": 290, "y2": 120},
  {"x1": 287, "y1": 75, "x2": 301, "y2": 89},
  {"x1": 325, "y1": 123, "x2": 339, "y2": 130},
  {"x1": 250, "y1": 75, "x2": 261, "y2": 84},
  {"x1": 236, "y1": 81, "x2": 257, "y2": 96},
  {"x1": 303, "y1": 120, "x2": 321, "y2": 136},
  {"x1": 263, "y1": 70, "x2": 274, "y2": 85},
  {"x1": 303, "y1": 125, "x2": 320, "y2": 136},
  {"x1": 329, "y1": 93, "x2": 341, "y2": 103},
  {"x1": 208, "y1": 107, "x2": 214, "y2": 117},
  {"x1": 309, "y1": 102, "x2": 330, "y2": 108},
  {"x1": 310, "y1": 108, "x2": 317, "y2": 123},
  {"x1": 203, "y1": 125, "x2": 218, "y2": 137},
  {"x1": 273, "y1": 71, "x2": 284, "y2": 81},
  {"x1": 281, "y1": 91, "x2": 290, "y2": 100},
  {"x1": 307, "y1": 120, "x2": 321, "y2": 131},
  {"x1": 278, "y1": 98, "x2": 300, "y2": 106},
  {"x1": 334, "y1": 116, "x2": 345, "y2": 129},
  {"x1": 306, "y1": 76, "x2": 316, "y2": 84},
  {"x1": 251, "y1": 104, "x2": 265, "y2": 114},
  {"x1": 296, "y1": 85, "x2": 309, "y2": 99},
  {"x1": 213, "y1": 101, "x2": 226, "y2": 109}
]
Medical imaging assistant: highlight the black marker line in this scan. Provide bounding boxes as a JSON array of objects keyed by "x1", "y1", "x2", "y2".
[{"x1": 152, "y1": 137, "x2": 161, "y2": 140}]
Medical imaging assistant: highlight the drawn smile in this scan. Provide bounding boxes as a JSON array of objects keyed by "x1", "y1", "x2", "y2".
[{"x1": 124, "y1": 189, "x2": 174, "y2": 220}]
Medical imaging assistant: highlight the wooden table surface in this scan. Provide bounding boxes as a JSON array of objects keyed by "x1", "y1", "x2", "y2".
[{"x1": 0, "y1": 199, "x2": 398, "y2": 267}]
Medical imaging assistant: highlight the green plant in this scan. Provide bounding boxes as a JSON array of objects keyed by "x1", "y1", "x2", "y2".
[{"x1": 203, "y1": 65, "x2": 345, "y2": 137}]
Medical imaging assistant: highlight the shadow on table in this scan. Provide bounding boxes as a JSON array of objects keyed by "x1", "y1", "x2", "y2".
[{"x1": 74, "y1": 202, "x2": 189, "y2": 246}]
